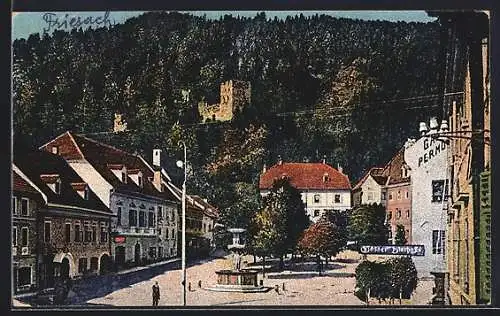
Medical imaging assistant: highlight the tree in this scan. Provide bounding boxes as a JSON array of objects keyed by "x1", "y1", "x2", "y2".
[
  {"x1": 249, "y1": 191, "x2": 288, "y2": 276},
  {"x1": 298, "y1": 216, "x2": 344, "y2": 275},
  {"x1": 354, "y1": 260, "x2": 392, "y2": 304},
  {"x1": 348, "y1": 203, "x2": 389, "y2": 247},
  {"x1": 394, "y1": 224, "x2": 408, "y2": 245},
  {"x1": 388, "y1": 256, "x2": 418, "y2": 304}
]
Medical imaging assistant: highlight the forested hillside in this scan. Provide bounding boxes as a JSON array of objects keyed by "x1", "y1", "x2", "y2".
[{"x1": 12, "y1": 11, "x2": 446, "y2": 210}]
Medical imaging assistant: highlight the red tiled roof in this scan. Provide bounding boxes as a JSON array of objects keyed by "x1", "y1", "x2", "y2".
[
  {"x1": 13, "y1": 147, "x2": 112, "y2": 214},
  {"x1": 41, "y1": 132, "x2": 178, "y2": 203},
  {"x1": 381, "y1": 147, "x2": 410, "y2": 185},
  {"x1": 259, "y1": 162, "x2": 351, "y2": 190},
  {"x1": 13, "y1": 170, "x2": 42, "y2": 197}
]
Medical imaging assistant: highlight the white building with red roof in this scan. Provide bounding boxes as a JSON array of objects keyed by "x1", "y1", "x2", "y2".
[{"x1": 259, "y1": 157, "x2": 352, "y2": 222}]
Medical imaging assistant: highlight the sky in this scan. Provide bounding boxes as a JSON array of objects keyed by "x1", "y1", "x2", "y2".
[{"x1": 11, "y1": 11, "x2": 437, "y2": 41}]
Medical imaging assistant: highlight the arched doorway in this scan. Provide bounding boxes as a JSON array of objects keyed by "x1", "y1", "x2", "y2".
[
  {"x1": 99, "y1": 254, "x2": 111, "y2": 275},
  {"x1": 134, "y1": 243, "x2": 141, "y2": 265},
  {"x1": 60, "y1": 258, "x2": 70, "y2": 280}
]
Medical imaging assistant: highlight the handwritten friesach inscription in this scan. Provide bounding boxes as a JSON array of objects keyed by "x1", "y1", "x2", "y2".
[
  {"x1": 42, "y1": 11, "x2": 115, "y2": 33},
  {"x1": 359, "y1": 245, "x2": 425, "y2": 256}
]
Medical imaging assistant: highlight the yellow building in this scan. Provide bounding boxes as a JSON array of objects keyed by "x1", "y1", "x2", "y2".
[{"x1": 441, "y1": 12, "x2": 490, "y2": 305}]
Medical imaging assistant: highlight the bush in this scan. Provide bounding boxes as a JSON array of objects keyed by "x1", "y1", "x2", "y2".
[{"x1": 355, "y1": 257, "x2": 418, "y2": 303}]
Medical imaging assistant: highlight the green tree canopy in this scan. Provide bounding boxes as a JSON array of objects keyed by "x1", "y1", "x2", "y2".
[
  {"x1": 348, "y1": 203, "x2": 389, "y2": 247},
  {"x1": 394, "y1": 224, "x2": 408, "y2": 245}
]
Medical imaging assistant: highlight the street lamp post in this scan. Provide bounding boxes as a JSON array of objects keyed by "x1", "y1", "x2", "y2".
[{"x1": 177, "y1": 141, "x2": 187, "y2": 306}]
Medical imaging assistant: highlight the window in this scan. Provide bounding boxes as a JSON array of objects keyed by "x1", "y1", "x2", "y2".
[
  {"x1": 149, "y1": 247, "x2": 157, "y2": 259},
  {"x1": 12, "y1": 196, "x2": 17, "y2": 214},
  {"x1": 334, "y1": 194, "x2": 341, "y2": 203},
  {"x1": 386, "y1": 211, "x2": 392, "y2": 221},
  {"x1": 139, "y1": 211, "x2": 146, "y2": 227},
  {"x1": 13, "y1": 227, "x2": 17, "y2": 246},
  {"x1": 396, "y1": 209, "x2": 401, "y2": 219},
  {"x1": 208, "y1": 224, "x2": 212, "y2": 231},
  {"x1": 138, "y1": 175, "x2": 143, "y2": 188},
  {"x1": 165, "y1": 228, "x2": 169, "y2": 239},
  {"x1": 381, "y1": 192, "x2": 386, "y2": 200},
  {"x1": 406, "y1": 210, "x2": 410, "y2": 218},
  {"x1": 21, "y1": 227, "x2": 28, "y2": 247},
  {"x1": 52, "y1": 146, "x2": 59, "y2": 154},
  {"x1": 129, "y1": 209, "x2": 137, "y2": 226},
  {"x1": 388, "y1": 229, "x2": 392, "y2": 240},
  {"x1": 18, "y1": 267, "x2": 31, "y2": 286},
  {"x1": 90, "y1": 257, "x2": 98, "y2": 271},
  {"x1": 92, "y1": 223, "x2": 97, "y2": 242},
  {"x1": 44, "y1": 222, "x2": 51, "y2": 242},
  {"x1": 148, "y1": 212, "x2": 155, "y2": 227},
  {"x1": 100, "y1": 224, "x2": 108, "y2": 242},
  {"x1": 84, "y1": 187, "x2": 89, "y2": 200},
  {"x1": 314, "y1": 210, "x2": 320, "y2": 217},
  {"x1": 405, "y1": 191, "x2": 409, "y2": 199},
  {"x1": 55, "y1": 180, "x2": 61, "y2": 194},
  {"x1": 74, "y1": 224, "x2": 81, "y2": 242},
  {"x1": 158, "y1": 247, "x2": 163, "y2": 258},
  {"x1": 432, "y1": 180, "x2": 445, "y2": 202},
  {"x1": 367, "y1": 192, "x2": 374, "y2": 201},
  {"x1": 432, "y1": 230, "x2": 446, "y2": 254},
  {"x1": 84, "y1": 222, "x2": 92, "y2": 242},
  {"x1": 65, "y1": 223, "x2": 71, "y2": 243},
  {"x1": 389, "y1": 193, "x2": 393, "y2": 200},
  {"x1": 117, "y1": 207, "x2": 122, "y2": 226},
  {"x1": 78, "y1": 258, "x2": 88, "y2": 273},
  {"x1": 157, "y1": 206, "x2": 163, "y2": 220},
  {"x1": 21, "y1": 198, "x2": 29, "y2": 216},
  {"x1": 397, "y1": 191, "x2": 401, "y2": 200},
  {"x1": 314, "y1": 194, "x2": 320, "y2": 203},
  {"x1": 171, "y1": 229, "x2": 175, "y2": 240}
]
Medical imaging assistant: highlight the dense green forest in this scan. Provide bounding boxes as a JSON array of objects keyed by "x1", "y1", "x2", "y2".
[{"x1": 12, "y1": 11, "x2": 446, "y2": 210}]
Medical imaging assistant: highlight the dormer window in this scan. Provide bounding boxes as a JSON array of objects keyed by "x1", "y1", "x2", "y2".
[
  {"x1": 121, "y1": 170, "x2": 127, "y2": 183},
  {"x1": 128, "y1": 169, "x2": 143, "y2": 188},
  {"x1": 41, "y1": 174, "x2": 61, "y2": 194},
  {"x1": 55, "y1": 180, "x2": 61, "y2": 194},
  {"x1": 323, "y1": 173, "x2": 329, "y2": 182},
  {"x1": 52, "y1": 146, "x2": 59, "y2": 154},
  {"x1": 71, "y1": 182, "x2": 89, "y2": 200},
  {"x1": 108, "y1": 164, "x2": 128, "y2": 183}
]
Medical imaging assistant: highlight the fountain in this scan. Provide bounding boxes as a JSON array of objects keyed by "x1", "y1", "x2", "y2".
[{"x1": 206, "y1": 228, "x2": 270, "y2": 292}]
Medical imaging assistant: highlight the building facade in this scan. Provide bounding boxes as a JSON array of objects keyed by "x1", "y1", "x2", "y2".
[
  {"x1": 13, "y1": 149, "x2": 114, "y2": 290},
  {"x1": 404, "y1": 119, "x2": 449, "y2": 278},
  {"x1": 381, "y1": 148, "x2": 412, "y2": 244},
  {"x1": 441, "y1": 12, "x2": 491, "y2": 305},
  {"x1": 12, "y1": 167, "x2": 43, "y2": 294},
  {"x1": 352, "y1": 167, "x2": 386, "y2": 207},
  {"x1": 40, "y1": 132, "x2": 179, "y2": 269},
  {"x1": 259, "y1": 159, "x2": 351, "y2": 222}
]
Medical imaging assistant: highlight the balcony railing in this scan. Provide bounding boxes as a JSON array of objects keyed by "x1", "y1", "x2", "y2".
[{"x1": 115, "y1": 226, "x2": 155, "y2": 235}]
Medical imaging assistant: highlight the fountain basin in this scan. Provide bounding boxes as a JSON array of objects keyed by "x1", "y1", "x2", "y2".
[{"x1": 205, "y1": 269, "x2": 271, "y2": 293}]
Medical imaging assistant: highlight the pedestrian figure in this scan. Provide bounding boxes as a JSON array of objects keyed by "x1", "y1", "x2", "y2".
[
  {"x1": 188, "y1": 282, "x2": 192, "y2": 292},
  {"x1": 274, "y1": 284, "x2": 280, "y2": 295},
  {"x1": 282, "y1": 282, "x2": 286, "y2": 292},
  {"x1": 152, "y1": 281, "x2": 160, "y2": 306},
  {"x1": 198, "y1": 280, "x2": 202, "y2": 288}
]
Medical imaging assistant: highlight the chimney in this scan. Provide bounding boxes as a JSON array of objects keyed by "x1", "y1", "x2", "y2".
[
  {"x1": 153, "y1": 148, "x2": 162, "y2": 167},
  {"x1": 278, "y1": 155, "x2": 282, "y2": 165},
  {"x1": 322, "y1": 155, "x2": 327, "y2": 164},
  {"x1": 262, "y1": 163, "x2": 267, "y2": 173},
  {"x1": 337, "y1": 163, "x2": 343, "y2": 174},
  {"x1": 152, "y1": 148, "x2": 163, "y2": 192}
]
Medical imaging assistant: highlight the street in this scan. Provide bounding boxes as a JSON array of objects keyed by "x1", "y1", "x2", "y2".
[{"x1": 80, "y1": 251, "x2": 434, "y2": 307}]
